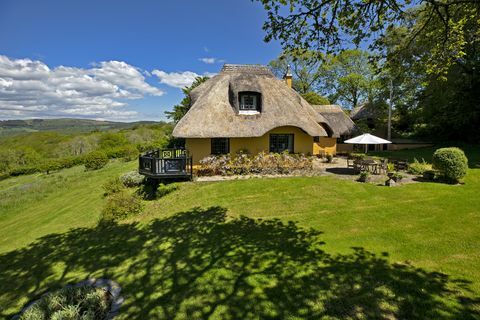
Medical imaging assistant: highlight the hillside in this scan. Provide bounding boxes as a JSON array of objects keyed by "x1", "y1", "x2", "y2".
[
  {"x1": 0, "y1": 121, "x2": 173, "y2": 177},
  {"x1": 0, "y1": 148, "x2": 479, "y2": 318},
  {"x1": 0, "y1": 118, "x2": 160, "y2": 136}
]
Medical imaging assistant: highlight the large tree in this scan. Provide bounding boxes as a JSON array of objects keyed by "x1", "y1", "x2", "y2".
[
  {"x1": 319, "y1": 49, "x2": 380, "y2": 109},
  {"x1": 378, "y1": 5, "x2": 480, "y2": 140},
  {"x1": 269, "y1": 50, "x2": 323, "y2": 94},
  {"x1": 257, "y1": 0, "x2": 480, "y2": 76},
  {"x1": 165, "y1": 76, "x2": 210, "y2": 123}
]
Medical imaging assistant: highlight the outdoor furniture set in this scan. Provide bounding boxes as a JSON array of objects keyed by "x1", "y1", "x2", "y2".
[{"x1": 347, "y1": 156, "x2": 408, "y2": 175}]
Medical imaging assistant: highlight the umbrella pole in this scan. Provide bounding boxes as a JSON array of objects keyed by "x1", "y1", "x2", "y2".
[{"x1": 365, "y1": 144, "x2": 368, "y2": 154}]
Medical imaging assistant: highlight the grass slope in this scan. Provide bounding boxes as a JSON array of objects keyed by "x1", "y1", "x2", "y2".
[{"x1": 0, "y1": 147, "x2": 479, "y2": 319}]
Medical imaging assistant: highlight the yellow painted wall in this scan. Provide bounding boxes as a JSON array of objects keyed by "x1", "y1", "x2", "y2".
[
  {"x1": 185, "y1": 138, "x2": 211, "y2": 164},
  {"x1": 186, "y1": 126, "x2": 314, "y2": 164},
  {"x1": 313, "y1": 137, "x2": 337, "y2": 156}
]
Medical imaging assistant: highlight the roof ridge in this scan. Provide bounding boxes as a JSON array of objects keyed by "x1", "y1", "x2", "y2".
[{"x1": 221, "y1": 64, "x2": 273, "y2": 76}]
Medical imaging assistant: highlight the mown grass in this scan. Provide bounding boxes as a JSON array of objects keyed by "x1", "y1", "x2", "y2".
[{"x1": 1, "y1": 147, "x2": 479, "y2": 319}]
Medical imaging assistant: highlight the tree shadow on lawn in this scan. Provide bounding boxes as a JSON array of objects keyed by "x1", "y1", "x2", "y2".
[{"x1": 1, "y1": 207, "x2": 479, "y2": 319}]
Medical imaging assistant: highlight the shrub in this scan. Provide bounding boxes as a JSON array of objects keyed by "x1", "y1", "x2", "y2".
[
  {"x1": 197, "y1": 152, "x2": 313, "y2": 176},
  {"x1": 386, "y1": 163, "x2": 395, "y2": 173},
  {"x1": 102, "y1": 177, "x2": 125, "y2": 196},
  {"x1": 392, "y1": 172, "x2": 404, "y2": 182},
  {"x1": 432, "y1": 147, "x2": 468, "y2": 183},
  {"x1": 326, "y1": 154, "x2": 333, "y2": 163},
  {"x1": 121, "y1": 145, "x2": 139, "y2": 161},
  {"x1": 423, "y1": 170, "x2": 437, "y2": 181},
  {"x1": 84, "y1": 151, "x2": 109, "y2": 170},
  {"x1": 19, "y1": 285, "x2": 111, "y2": 320},
  {"x1": 8, "y1": 165, "x2": 39, "y2": 176},
  {"x1": 101, "y1": 191, "x2": 144, "y2": 221},
  {"x1": 157, "y1": 183, "x2": 178, "y2": 198},
  {"x1": 358, "y1": 171, "x2": 369, "y2": 182},
  {"x1": 407, "y1": 158, "x2": 432, "y2": 175},
  {"x1": 120, "y1": 171, "x2": 145, "y2": 187}
]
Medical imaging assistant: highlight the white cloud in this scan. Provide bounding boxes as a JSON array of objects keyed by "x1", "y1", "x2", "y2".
[
  {"x1": 198, "y1": 57, "x2": 226, "y2": 65},
  {"x1": 152, "y1": 70, "x2": 215, "y2": 89},
  {"x1": 203, "y1": 72, "x2": 217, "y2": 78},
  {"x1": 0, "y1": 55, "x2": 164, "y2": 120},
  {"x1": 199, "y1": 57, "x2": 216, "y2": 64}
]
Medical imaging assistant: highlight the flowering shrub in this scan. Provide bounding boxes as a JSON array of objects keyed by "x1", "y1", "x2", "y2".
[
  {"x1": 120, "y1": 170, "x2": 145, "y2": 187},
  {"x1": 197, "y1": 152, "x2": 314, "y2": 176},
  {"x1": 407, "y1": 158, "x2": 432, "y2": 175}
]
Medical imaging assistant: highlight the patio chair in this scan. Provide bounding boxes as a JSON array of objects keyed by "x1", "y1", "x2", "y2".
[
  {"x1": 353, "y1": 159, "x2": 363, "y2": 173},
  {"x1": 394, "y1": 159, "x2": 409, "y2": 171},
  {"x1": 347, "y1": 156, "x2": 355, "y2": 169},
  {"x1": 378, "y1": 159, "x2": 388, "y2": 174}
]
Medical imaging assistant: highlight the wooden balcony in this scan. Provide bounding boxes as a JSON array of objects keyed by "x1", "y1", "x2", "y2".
[{"x1": 139, "y1": 148, "x2": 193, "y2": 180}]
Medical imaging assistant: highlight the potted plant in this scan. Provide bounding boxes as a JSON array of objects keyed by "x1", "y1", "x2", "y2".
[
  {"x1": 326, "y1": 154, "x2": 333, "y2": 163},
  {"x1": 386, "y1": 163, "x2": 395, "y2": 177},
  {"x1": 358, "y1": 171, "x2": 370, "y2": 183},
  {"x1": 392, "y1": 172, "x2": 404, "y2": 182}
]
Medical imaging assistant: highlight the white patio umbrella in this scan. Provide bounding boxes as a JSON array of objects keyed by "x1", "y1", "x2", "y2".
[{"x1": 344, "y1": 133, "x2": 392, "y2": 153}]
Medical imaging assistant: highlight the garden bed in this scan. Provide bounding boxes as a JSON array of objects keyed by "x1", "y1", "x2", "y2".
[{"x1": 14, "y1": 279, "x2": 122, "y2": 320}]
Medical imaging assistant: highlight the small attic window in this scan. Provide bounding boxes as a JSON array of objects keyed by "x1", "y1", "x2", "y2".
[{"x1": 239, "y1": 92, "x2": 261, "y2": 113}]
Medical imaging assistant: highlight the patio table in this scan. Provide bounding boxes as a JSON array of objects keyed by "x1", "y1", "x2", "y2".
[{"x1": 362, "y1": 159, "x2": 380, "y2": 174}]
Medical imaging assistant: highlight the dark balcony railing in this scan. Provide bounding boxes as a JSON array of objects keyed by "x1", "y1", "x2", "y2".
[{"x1": 139, "y1": 148, "x2": 193, "y2": 179}]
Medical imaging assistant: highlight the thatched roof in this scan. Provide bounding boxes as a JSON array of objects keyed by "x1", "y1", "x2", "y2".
[
  {"x1": 311, "y1": 105, "x2": 358, "y2": 137},
  {"x1": 350, "y1": 103, "x2": 383, "y2": 120},
  {"x1": 173, "y1": 64, "x2": 328, "y2": 138}
]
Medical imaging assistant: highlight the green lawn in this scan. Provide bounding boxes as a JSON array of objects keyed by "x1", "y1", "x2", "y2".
[{"x1": 1, "y1": 147, "x2": 479, "y2": 319}]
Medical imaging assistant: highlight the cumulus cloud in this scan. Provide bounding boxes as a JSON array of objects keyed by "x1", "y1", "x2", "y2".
[
  {"x1": 0, "y1": 55, "x2": 164, "y2": 120},
  {"x1": 152, "y1": 70, "x2": 216, "y2": 89}
]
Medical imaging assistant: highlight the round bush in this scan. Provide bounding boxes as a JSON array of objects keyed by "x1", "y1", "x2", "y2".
[
  {"x1": 101, "y1": 191, "x2": 144, "y2": 221},
  {"x1": 432, "y1": 147, "x2": 468, "y2": 183},
  {"x1": 84, "y1": 151, "x2": 109, "y2": 170},
  {"x1": 120, "y1": 171, "x2": 145, "y2": 187}
]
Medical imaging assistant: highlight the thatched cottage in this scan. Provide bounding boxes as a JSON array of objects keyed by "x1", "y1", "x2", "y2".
[{"x1": 173, "y1": 64, "x2": 356, "y2": 164}]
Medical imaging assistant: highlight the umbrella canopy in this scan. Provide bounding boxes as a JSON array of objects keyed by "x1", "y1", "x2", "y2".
[
  {"x1": 344, "y1": 133, "x2": 391, "y2": 153},
  {"x1": 344, "y1": 133, "x2": 392, "y2": 145}
]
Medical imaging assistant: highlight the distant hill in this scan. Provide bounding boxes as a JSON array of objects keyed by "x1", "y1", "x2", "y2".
[{"x1": 0, "y1": 118, "x2": 161, "y2": 136}]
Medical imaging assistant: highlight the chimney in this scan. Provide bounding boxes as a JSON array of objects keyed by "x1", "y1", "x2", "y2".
[{"x1": 284, "y1": 64, "x2": 292, "y2": 88}]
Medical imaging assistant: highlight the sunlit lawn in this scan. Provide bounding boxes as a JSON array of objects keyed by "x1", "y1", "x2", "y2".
[{"x1": 0, "y1": 147, "x2": 479, "y2": 319}]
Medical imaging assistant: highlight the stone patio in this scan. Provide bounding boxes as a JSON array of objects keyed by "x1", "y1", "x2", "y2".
[{"x1": 196, "y1": 156, "x2": 419, "y2": 186}]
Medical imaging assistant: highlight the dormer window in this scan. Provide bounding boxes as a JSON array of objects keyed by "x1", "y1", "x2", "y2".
[{"x1": 238, "y1": 92, "x2": 261, "y2": 114}]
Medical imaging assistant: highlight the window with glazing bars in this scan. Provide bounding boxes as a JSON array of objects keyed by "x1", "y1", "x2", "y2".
[
  {"x1": 239, "y1": 92, "x2": 261, "y2": 111},
  {"x1": 211, "y1": 138, "x2": 230, "y2": 154},
  {"x1": 269, "y1": 134, "x2": 294, "y2": 153}
]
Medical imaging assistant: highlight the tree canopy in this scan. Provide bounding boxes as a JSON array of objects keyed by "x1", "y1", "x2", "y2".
[
  {"x1": 257, "y1": 0, "x2": 480, "y2": 76},
  {"x1": 165, "y1": 76, "x2": 210, "y2": 123}
]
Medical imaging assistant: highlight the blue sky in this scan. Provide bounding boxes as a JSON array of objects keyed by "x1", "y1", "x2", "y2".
[{"x1": 0, "y1": 0, "x2": 281, "y2": 121}]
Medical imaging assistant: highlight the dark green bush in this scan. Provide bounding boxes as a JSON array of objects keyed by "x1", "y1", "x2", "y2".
[
  {"x1": 121, "y1": 145, "x2": 139, "y2": 161},
  {"x1": 101, "y1": 191, "x2": 144, "y2": 221},
  {"x1": 102, "y1": 177, "x2": 125, "y2": 196},
  {"x1": 432, "y1": 147, "x2": 468, "y2": 183},
  {"x1": 157, "y1": 183, "x2": 178, "y2": 198},
  {"x1": 19, "y1": 285, "x2": 111, "y2": 320},
  {"x1": 9, "y1": 166, "x2": 39, "y2": 176},
  {"x1": 84, "y1": 151, "x2": 109, "y2": 170}
]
